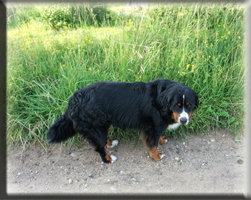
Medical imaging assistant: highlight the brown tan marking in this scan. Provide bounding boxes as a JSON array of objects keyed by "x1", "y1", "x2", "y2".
[
  {"x1": 188, "y1": 112, "x2": 192, "y2": 119},
  {"x1": 177, "y1": 103, "x2": 181, "y2": 107},
  {"x1": 148, "y1": 147, "x2": 162, "y2": 161},
  {"x1": 106, "y1": 126, "x2": 114, "y2": 147},
  {"x1": 186, "y1": 102, "x2": 190, "y2": 106},
  {"x1": 171, "y1": 112, "x2": 180, "y2": 123},
  {"x1": 140, "y1": 132, "x2": 162, "y2": 162},
  {"x1": 107, "y1": 139, "x2": 113, "y2": 147},
  {"x1": 94, "y1": 144, "x2": 112, "y2": 163},
  {"x1": 102, "y1": 126, "x2": 113, "y2": 163},
  {"x1": 158, "y1": 136, "x2": 167, "y2": 145},
  {"x1": 104, "y1": 145, "x2": 112, "y2": 163}
]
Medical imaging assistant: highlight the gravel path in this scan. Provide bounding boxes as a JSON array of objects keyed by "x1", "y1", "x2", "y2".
[{"x1": 7, "y1": 130, "x2": 246, "y2": 194}]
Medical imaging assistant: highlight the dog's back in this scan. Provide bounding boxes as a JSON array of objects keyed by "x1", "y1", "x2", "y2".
[{"x1": 78, "y1": 81, "x2": 160, "y2": 130}]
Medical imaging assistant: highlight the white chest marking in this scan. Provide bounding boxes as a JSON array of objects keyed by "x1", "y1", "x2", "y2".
[{"x1": 167, "y1": 123, "x2": 180, "y2": 130}]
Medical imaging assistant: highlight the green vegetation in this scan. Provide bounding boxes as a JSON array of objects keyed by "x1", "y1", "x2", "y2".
[{"x1": 7, "y1": 3, "x2": 245, "y2": 148}]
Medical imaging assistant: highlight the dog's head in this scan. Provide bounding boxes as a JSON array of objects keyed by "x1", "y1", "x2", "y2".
[{"x1": 157, "y1": 80, "x2": 199, "y2": 125}]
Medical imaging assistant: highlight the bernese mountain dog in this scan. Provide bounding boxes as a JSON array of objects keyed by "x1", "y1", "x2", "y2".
[{"x1": 47, "y1": 78, "x2": 199, "y2": 163}]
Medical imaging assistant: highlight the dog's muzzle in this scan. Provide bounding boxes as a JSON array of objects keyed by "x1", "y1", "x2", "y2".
[{"x1": 178, "y1": 111, "x2": 189, "y2": 125}]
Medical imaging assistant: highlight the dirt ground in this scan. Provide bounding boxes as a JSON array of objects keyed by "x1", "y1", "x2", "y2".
[{"x1": 7, "y1": 129, "x2": 246, "y2": 195}]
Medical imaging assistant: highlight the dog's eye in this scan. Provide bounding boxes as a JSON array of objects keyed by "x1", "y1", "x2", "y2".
[{"x1": 186, "y1": 103, "x2": 192, "y2": 108}]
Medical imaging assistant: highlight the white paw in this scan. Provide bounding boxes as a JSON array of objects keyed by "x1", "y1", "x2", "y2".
[
  {"x1": 107, "y1": 140, "x2": 119, "y2": 148},
  {"x1": 160, "y1": 154, "x2": 165, "y2": 160},
  {"x1": 110, "y1": 155, "x2": 117, "y2": 163},
  {"x1": 165, "y1": 139, "x2": 168, "y2": 143}
]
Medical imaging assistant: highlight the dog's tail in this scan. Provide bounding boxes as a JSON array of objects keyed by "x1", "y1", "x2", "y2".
[{"x1": 47, "y1": 110, "x2": 76, "y2": 143}]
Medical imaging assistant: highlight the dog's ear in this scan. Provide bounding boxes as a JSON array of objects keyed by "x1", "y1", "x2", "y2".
[
  {"x1": 156, "y1": 83, "x2": 172, "y2": 112},
  {"x1": 157, "y1": 83, "x2": 166, "y2": 105}
]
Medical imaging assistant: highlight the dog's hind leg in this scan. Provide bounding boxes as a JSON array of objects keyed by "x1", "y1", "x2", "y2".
[
  {"x1": 95, "y1": 144, "x2": 117, "y2": 164},
  {"x1": 106, "y1": 126, "x2": 119, "y2": 148},
  {"x1": 75, "y1": 124, "x2": 117, "y2": 163},
  {"x1": 92, "y1": 127, "x2": 117, "y2": 164}
]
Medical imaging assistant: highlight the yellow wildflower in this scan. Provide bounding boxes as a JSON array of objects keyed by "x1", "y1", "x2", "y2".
[{"x1": 89, "y1": 67, "x2": 92, "y2": 71}]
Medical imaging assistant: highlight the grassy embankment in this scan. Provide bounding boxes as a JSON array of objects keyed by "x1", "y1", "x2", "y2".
[{"x1": 7, "y1": 3, "x2": 245, "y2": 148}]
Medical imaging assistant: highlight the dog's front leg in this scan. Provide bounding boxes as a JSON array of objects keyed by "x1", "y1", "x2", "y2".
[{"x1": 140, "y1": 131, "x2": 165, "y2": 162}]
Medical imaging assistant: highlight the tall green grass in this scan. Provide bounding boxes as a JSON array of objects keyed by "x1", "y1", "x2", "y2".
[{"x1": 7, "y1": 3, "x2": 245, "y2": 148}]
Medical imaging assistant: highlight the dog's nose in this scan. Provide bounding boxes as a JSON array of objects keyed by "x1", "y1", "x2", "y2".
[{"x1": 180, "y1": 117, "x2": 187, "y2": 125}]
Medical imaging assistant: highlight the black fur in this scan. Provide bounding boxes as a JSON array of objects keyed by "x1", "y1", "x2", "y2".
[{"x1": 47, "y1": 78, "x2": 199, "y2": 163}]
